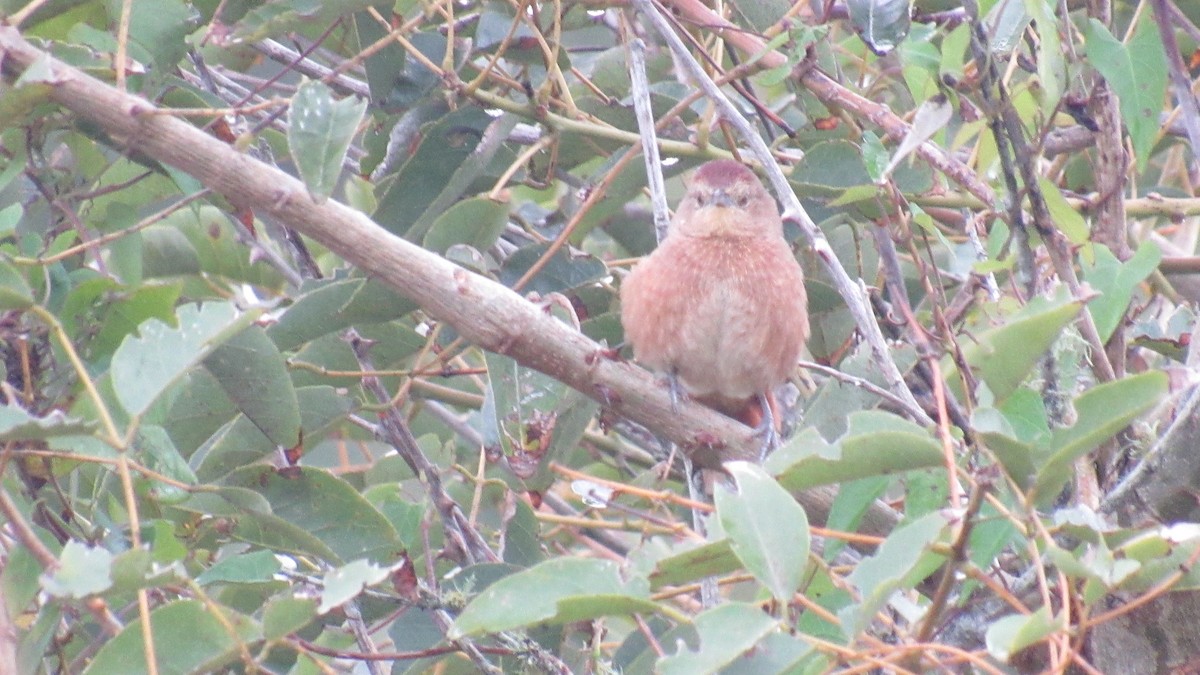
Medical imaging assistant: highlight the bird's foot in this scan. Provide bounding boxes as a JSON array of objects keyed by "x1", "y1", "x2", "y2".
[
  {"x1": 665, "y1": 370, "x2": 688, "y2": 414},
  {"x1": 753, "y1": 392, "x2": 780, "y2": 462}
]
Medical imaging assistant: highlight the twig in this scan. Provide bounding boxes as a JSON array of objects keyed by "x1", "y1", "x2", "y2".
[
  {"x1": 798, "y1": 360, "x2": 926, "y2": 421},
  {"x1": 0, "y1": 485, "x2": 123, "y2": 636},
  {"x1": 0, "y1": 485, "x2": 57, "y2": 569},
  {"x1": 253, "y1": 39, "x2": 371, "y2": 98},
  {"x1": 625, "y1": 35, "x2": 671, "y2": 240},
  {"x1": 347, "y1": 330, "x2": 499, "y2": 566},
  {"x1": 963, "y1": 0, "x2": 1117, "y2": 383},
  {"x1": 291, "y1": 637, "x2": 514, "y2": 661},
  {"x1": 343, "y1": 600, "x2": 384, "y2": 675},
  {"x1": 1152, "y1": 0, "x2": 1200, "y2": 179},
  {"x1": 915, "y1": 481, "x2": 988, "y2": 645},
  {"x1": 0, "y1": 578, "x2": 15, "y2": 675}
]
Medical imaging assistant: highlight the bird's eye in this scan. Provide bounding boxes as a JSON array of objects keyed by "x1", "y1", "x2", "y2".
[{"x1": 736, "y1": 196, "x2": 750, "y2": 207}]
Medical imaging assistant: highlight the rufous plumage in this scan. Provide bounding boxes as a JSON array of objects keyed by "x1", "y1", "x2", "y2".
[{"x1": 620, "y1": 159, "x2": 809, "y2": 428}]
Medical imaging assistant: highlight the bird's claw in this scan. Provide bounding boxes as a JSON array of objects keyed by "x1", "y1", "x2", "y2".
[
  {"x1": 667, "y1": 370, "x2": 687, "y2": 414},
  {"x1": 754, "y1": 392, "x2": 780, "y2": 462}
]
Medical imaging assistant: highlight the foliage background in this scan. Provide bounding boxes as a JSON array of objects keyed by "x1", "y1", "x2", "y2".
[{"x1": 1, "y1": 0, "x2": 1199, "y2": 672}]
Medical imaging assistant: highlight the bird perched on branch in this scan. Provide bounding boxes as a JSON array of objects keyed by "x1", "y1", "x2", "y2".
[{"x1": 620, "y1": 159, "x2": 809, "y2": 436}]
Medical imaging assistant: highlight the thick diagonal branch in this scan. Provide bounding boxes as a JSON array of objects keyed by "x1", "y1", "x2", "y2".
[{"x1": 0, "y1": 26, "x2": 759, "y2": 463}]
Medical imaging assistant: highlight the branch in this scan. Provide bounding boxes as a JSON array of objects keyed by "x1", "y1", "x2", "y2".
[{"x1": 0, "y1": 27, "x2": 761, "y2": 466}]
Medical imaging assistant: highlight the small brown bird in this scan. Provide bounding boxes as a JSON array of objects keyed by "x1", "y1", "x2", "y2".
[{"x1": 620, "y1": 159, "x2": 809, "y2": 432}]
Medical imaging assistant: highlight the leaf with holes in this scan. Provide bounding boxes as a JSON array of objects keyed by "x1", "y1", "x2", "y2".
[{"x1": 289, "y1": 79, "x2": 367, "y2": 203}]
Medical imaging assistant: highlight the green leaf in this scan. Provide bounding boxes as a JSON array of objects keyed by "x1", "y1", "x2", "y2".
[
  {"x1": 498, "y1": 242, "x2": 609, "y2": 295},
  {"x1": 204, "y1": 326, "x2": 301, "y2": 448},
  {"x1": 845, "y1": 511, "x2": 951, "y2": 633},
  {"x1": 0, "y1": 259, "x2": 33, "y2": 310},
  {"x1": 173, "y1": 486, "x2": 272, "y2": 517},
  {"x1": 730, "y1": 0, "x2": 790, "y2": 33},
  {"x1": 766, "y1": 411, "x2": 944, "y2": 492},
  {"x1": 227, "y1": 509, "x2": 340, "y2": 562},
  {"x1": 0, "y1": 405, "x2": 93, "y2": 441},
  {"x1": 482, "y1": 350, "x2": 598, "y2": 489},
  {"x1": 883, "y1": 94, "x2": 951, "y2": 178},
  {"x1": 117, "y1": 0, "x2": 196, "y2": 76},
  {"x1": 288, "y1": 79, "x2": 367, "y2": 203},
  {"x1": 823, "y1": 476, "x2": 890, "y2": 562},
  {"x1": 358, "y1": 22, "x2": 446, "y2": 111},
  {"x1": 0, "y1": 53, "x2": 57, "y2": 129},
  {"x1": 790, "y1": 141, "x2": 872, "y2": 195},
  {"x1": 41, "y1": 541, "x2": 113, "y2": 599},
  {"x1": 234, "y1": 0, "x2": 378, "y2": 41},
  {"x1": 503, "y1": 497, "x2": 544, "y2": 567},
  {"x1": 977, "y1": 423, "x2": 1038, "y2": 489},
  {"x1": 648, "y1": 539, "x2": 740, "y2": 590},
  {"x1": 196, "y1": 550, "x2": 281, "y2": 586},
  {"x1": 1031, "y1": 371, "x2": 1167, "y2": 505},
  {"x1": 846, "y1": 0, "x2": 912, "y2": 55},
  {"x1": 64, "y1": 280, "x2": 182, "y2": 365},
  {"x1": 1084, "y1": 19, "x2": 1168, "y2": 171},
  {"x1": 999, "y1": 387, "x2": 1052, "y2": 445},
  {"x1": 1025, "y1": 0, "x2": 1065, "y2": 113},
  {"x1": 318, "y1": 559, "x2": 393, "y2": 613},
  {"x1": 267, "y1": 277, "x2": 417, "y2": 352},
  {"x1": 263, "y1": 597, "x2": 318, "y2": 641},
  {"x1": 449, "y1": 558, "x2": 658, "y2": 637},
  {"x1": 985, "y1": 607, "x2": 1065, "y2": 662},
  {"x1": 1115, "y1": 527, "x2": 1200, "y2": 593},
  {"x1": 939, "y1": 23, "x2": 970, "y2": 81},
  {"x1": 0, "y1": 203, "x2": 19, "y2": 237},
  {"x1": 194, "y1": 385, "x2": 353, "y2": 480},
  {"x1": 221, "y1": 466, "x2": 404, "y2": 564},
  {"x1": 374, "y1": 106, "x2": 495, "y2": 236},
  {"x1": 1038, "y1": 176, "x2": 1088, "y2": 246},
  {"x1": 110, "y1": 302, "x2": 259, "y2": 417},
  {"x1": 719, "y1": 632, "x2": 815, "y2": 674},
  {"x1": 658, "y1": 603, "x2": 778, "y2": 675},
  {"x1": 3, "y1": 538, "x2": 44, "y2": 625},
  {"x1": 406, "y1": 114, "x2": 520, "y2": 242},
  {"x1": 944, "y1": 293, "x2": 1083, "y2": 403},
  {"x1": 143, "y1": 206, "x2": 286, "y2": 290},
  {"x1": 423, "y1": 196, "x2": 510, "y2": 255},
  {"x1": 146, "y1": 520, "x2": 187, "y2": 563},
  {"x1": 83, "y1": 600, "x2": 261, "y2": 675},
  {"x1": 1082, "y1": 241, "x2": 1162, "y2": 343},
  {"x1": 985, "y1": 0, "x2": 1030, "y2": 54},
  {"x1": 715, "y1": 463, "x2": 810, "y2": 603},
  {"x1": 136, "y1": 425, "x2": 196, "y2": 505},
  {"x1": 164, "y1": 369, "x2": 237, "y2": 456}
]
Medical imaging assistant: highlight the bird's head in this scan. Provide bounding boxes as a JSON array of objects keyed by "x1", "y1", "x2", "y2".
[{"x1": 670, "y1": 160, "x2": 783, "y2": 238}]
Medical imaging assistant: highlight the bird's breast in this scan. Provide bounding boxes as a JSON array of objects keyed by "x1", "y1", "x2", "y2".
[{"x1": 620, "y1": 234, "x2": 808, "y2": 401}]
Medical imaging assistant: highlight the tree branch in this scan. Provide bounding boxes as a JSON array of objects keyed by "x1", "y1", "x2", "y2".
[{"x1": 0, "y1": 27, "x2": 763, "y2": 467}]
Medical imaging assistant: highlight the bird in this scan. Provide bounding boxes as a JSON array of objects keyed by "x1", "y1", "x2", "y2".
[{"x1": 619, "y1": 159, "x2": 809, "y2": 437}]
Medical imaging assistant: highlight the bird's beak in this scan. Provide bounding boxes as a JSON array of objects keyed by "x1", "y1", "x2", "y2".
[{"x1": 709, "y1": 188, "x2": 735, "y2": 209}]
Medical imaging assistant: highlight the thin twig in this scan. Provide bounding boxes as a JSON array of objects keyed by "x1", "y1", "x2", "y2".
[
  {"x1": 798, "y1": 360, "x2": 925, "y2": 420},
  {"x1": 625, "y1": 35, "x2": 671, "y2": 240},
  {"x1": 253, "y1": 38, "x2": 371, "y2": 97},
  {"x1": 1152, "y1": 0, "x2": 1200, "y2": 178},
  {"x1": 0, "y1": 485, "x2": 124, "y2": 636},
  {"x1": 347, "y1": 330, "x2": 499, "y2": 566}
]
